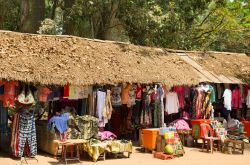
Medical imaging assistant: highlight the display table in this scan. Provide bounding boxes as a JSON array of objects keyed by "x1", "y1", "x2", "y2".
[
  {"x1": 54, "y1": 139, "x2": 88, "y2": 164},
  {"x1": 82, "y1": 140, "x2": 108, "y2": 162},
  {"x1": 242, "y1": 121, "x2": 250, "y2": 138},
  {"x1": 222, "y1": 139, "x2": 244, "y2": 154},
  {"x1": 82, "y1": 140, "x2": 132, "y2": 162},
  {"x1": 177, "y1": 129, "x2": 192, "y2": 145}
]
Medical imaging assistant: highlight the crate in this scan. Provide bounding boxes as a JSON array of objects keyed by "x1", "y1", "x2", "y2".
[{"x1": 142, "y1": 128, "x2": 159, "y2": 150}]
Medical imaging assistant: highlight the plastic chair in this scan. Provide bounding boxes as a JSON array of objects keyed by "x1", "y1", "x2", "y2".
[{"x1": 200, "y1": 123, "x2": 220, "y2": 153}]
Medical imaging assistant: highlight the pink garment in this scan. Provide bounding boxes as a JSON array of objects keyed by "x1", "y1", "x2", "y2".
[
  {"x1": 173, "y1": 85, "x2": 185, "y2": 109},
  {"x1": 170, "y1": 119, "x2": 190, "y2": 130},
  {"x1": 232, "y1": 88, "x2": 241, "y2": 109},
  {"x1": 98, "y1": 131, "x2": 117, "y2": 141}
]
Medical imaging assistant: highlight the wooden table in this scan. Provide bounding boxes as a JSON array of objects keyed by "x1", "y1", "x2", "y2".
[
  {"x1": 54, "y1": 139, "x2": 87, "y2": 164},
  {"x1": 222, "y1": 139, "x2": 244, "y2": 154},
  {"x1": 177, "y1": 129, "x2": 192, "y2": 145}
]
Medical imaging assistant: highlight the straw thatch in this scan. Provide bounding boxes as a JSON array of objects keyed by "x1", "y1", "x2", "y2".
[
  {"x1": 186, "y1": 52, "x2": 250, "y2": 83},
  {"x1": 0, "y1": 30, "x2": 199, "y2": 86}
]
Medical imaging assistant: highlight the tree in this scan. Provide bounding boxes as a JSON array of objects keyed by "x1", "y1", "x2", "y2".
[{"x1": 0, "y1": 0, "x2": 249, "y2": 54}]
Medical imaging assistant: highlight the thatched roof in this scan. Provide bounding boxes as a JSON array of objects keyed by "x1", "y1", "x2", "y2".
[
  {"x1": 0, "y1": 30, "x2": 199, "y2": 86},
  {"x1": 185, "y1": 52, "x2": 250, "y2": 84}
]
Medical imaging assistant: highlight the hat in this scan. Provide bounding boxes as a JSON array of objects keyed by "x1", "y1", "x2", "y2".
[{"x1": 17, "y1": 88, "x2": 35, "y2": 106}]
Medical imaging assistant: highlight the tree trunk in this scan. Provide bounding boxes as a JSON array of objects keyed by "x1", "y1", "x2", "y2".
[
  {"x1": 63, "y1": 0, "x2": 75, "y2": 35},
  {"x1": 20, "y1": 0, "x2": 45, "y2": 33},
  {"x1": 31, "y1": 0, "x2": 45, "y2": 33},
  {"x1": 20, "y1": 0, "x2": 30, "y2": 32},
  {"x1": 96, "y1": 0, "x2": 120, "y2": 40}
]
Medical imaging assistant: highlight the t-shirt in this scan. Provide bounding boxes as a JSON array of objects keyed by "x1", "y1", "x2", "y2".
[
  {"x1": 223, "y1": 89, "x2": 232, "y2": 111},
  {"x1": 76, "y1": 86, "x2": 92, "y2": 99},
  {"x1": 128, "y1": 85, "x2": 136, "y2": 107},
  {"x1": 111, "y1": 86, "x2": 122, "y2": 106},
  {"x1": 165, "y1": 92, "x2": 179, "y2": 114},
  {"x1": 135, "y1": 85, "x2": 142, "y2": 100}
]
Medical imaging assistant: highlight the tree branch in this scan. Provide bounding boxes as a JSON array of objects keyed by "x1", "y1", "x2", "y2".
[{"x1": 193, "y1": 16, "x2": 225, "y2": 40}]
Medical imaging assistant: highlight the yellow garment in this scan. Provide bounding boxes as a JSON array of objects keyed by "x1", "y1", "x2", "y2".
[
  {"x1": 69, "y1": 85, "x2": 78, "y2": 100},
  {"x1": 103, "y1": 90, "x2": 113, "y2": 120},
  {"x1": 106, "y1": 140, "x2": 133, "y2": 153},
  {"x1": 82, "y1": 141, "x2": 108, "y2": 162},
  {"x1": 82, "y1": 140, "x2": 133, "y2": 161}
]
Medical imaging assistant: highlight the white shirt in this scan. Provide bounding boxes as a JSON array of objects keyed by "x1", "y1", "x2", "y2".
[
  {"x1": 165, "y1": 92, "x2": 179, "y2": 114},
  {"x1": 223, "y1": 89, "x2": 232, "y2": 111},
  {"x1": 246, "y1": 89, "x2": 250, "y2": 108}
]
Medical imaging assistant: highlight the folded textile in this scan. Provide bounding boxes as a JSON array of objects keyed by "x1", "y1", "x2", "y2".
[
  {"x1": 98, "y1": 131, "x2": 117, "y2": 141},
  {"x1": 169, "y1": 119, "x2": 190, "y2": 130}
]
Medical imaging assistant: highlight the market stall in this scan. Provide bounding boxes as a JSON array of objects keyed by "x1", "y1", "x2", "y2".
[{"x1": 0, "y1": 30, "x2": 250, "y2": 163}]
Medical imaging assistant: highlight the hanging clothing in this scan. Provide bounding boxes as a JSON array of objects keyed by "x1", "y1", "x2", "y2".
[
  {"x1": 140, "y1": 90, "x2": 151, "y2": 127},
  {"x1": 96, "y1": 91, "x2": 106, "y2": 127},
  {"x1": 192, "y1": 88, "x2": 205, "y2": 119},
  {"x1": 217, "y1": 84, "x2": 222, "y2": 100},
  {"x1": 173, "y1": 85, "x2": 185, "y2": 109},
  {"x1": 232, "y1": 88, "x2": 241, "y2": 109},
  {"x1": 69, "y1": 85, "x2": 78, "y2": 100},
  {"x1": 223, "y1": 89, "x2": 232, "y2": 111},
  {"x1": 38, "y1": 87, "x2": 51, "y2": 102},
  {"x1": 111, "y1": 86, "x2": 122, "y2": 106},
  {"x1": 202, "y1": 91, "x2": 213, "y2": 117},
  {"x1": 63, "y1": 84, "x2": 69, "y2": 98},
  {"x1": 127, "y1": 85, "x2": 136, "y2": 108},
  {"x1": 0, "y1": 81, "x2": 19, "y2": 107},
  {"x1": 76, "y1": 86, "x2": 92, "y2": 99},
  {"x1": 135, "y1": 85, "x2": 142, "y2": 101},
  {"x1": 103, "y1": 90, "x2": 113, "y2": 123},
  {"x1": 239, "y1": 85, "x2": 246, "y2": 106},
  {"x1": 121, "y1": 84, "x2": 131, "y2": 105},
  {"x1": 165, "y1": 92, "x2": 179, "y2": 115},
  {"x1": 209, "y1": 85, "x2": 216, "y2": 103},
  {"x1": 157, "y1": 86, "x2": 165, "y2": 127},
  {"x1": 246, "y1": 89, "x2": 250, "y2": 108}
]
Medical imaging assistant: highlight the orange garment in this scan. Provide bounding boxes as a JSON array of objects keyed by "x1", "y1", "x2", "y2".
[
  {"x1": 38, "y1": 87, "x2": 51, "y2": 102},
  {"x1": 0, "y1": 80, "x2": 19, "y2": 107},
  {"x1": 121, "y1": 84, "x2": 132, "y2": 105}
]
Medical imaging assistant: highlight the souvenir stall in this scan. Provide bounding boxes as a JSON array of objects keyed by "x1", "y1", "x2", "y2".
[{"x1": 188, "y1": 83, "x2": 250, "y2": 154}]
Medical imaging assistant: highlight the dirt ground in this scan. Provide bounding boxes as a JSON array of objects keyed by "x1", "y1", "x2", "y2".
[{"x1": 1, "y1": 144, "x2": 250, "y2": 165}]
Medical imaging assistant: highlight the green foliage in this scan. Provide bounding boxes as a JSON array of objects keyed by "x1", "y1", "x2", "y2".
[
  {"x1": 0, "y1": 0, "x2": 249, "y2": 54},
  {"x1": 0, "y1": 0, "x2": 21, "y2": 31},
  {"x1": 37, "y1": 18, "x2": 62, "y2": 34}
]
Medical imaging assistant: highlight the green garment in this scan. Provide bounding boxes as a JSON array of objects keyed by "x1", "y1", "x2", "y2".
[{"x1": 209, "y1": 85, "x2": 216, "y2": 103}]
